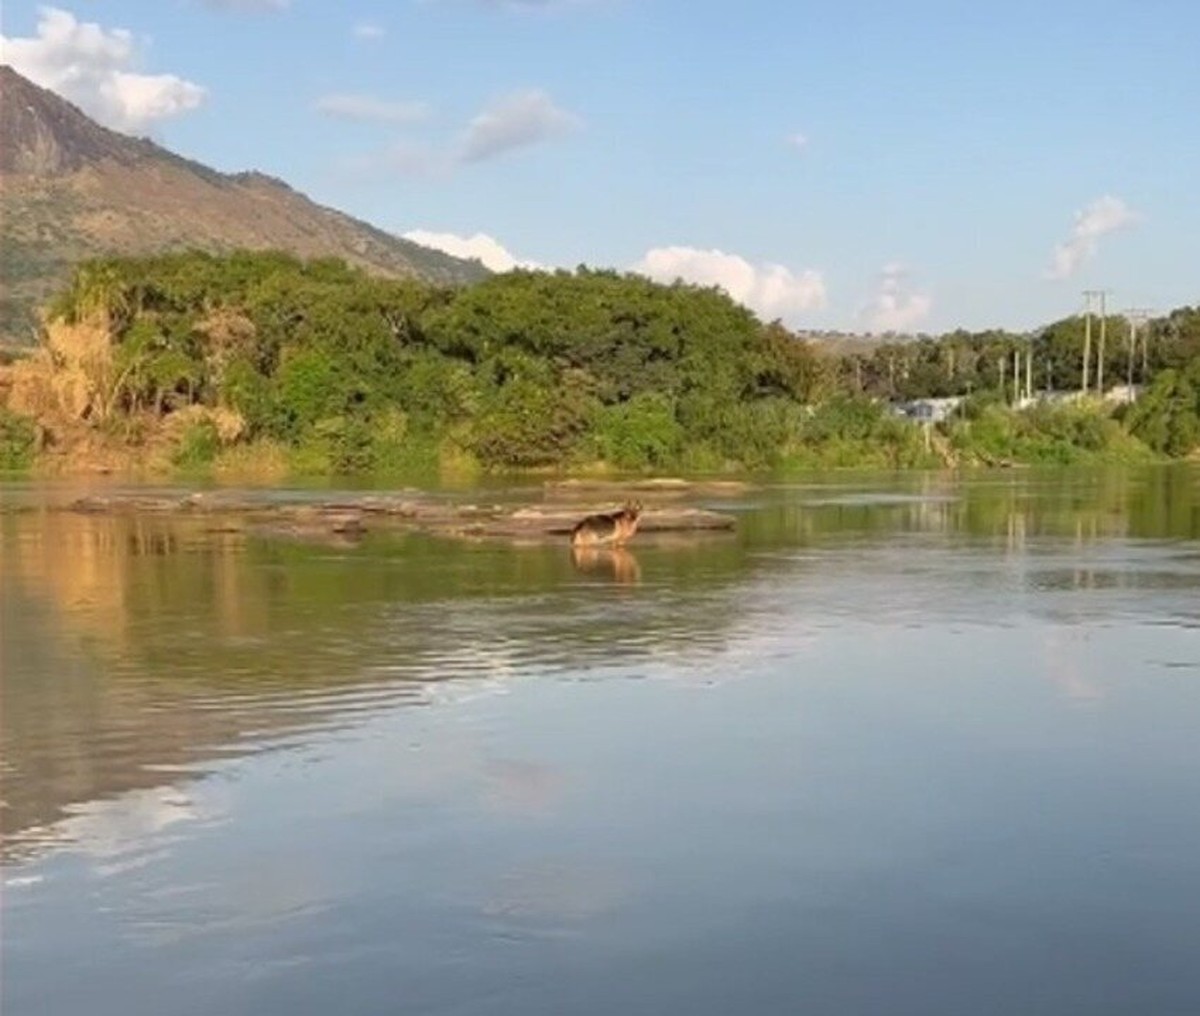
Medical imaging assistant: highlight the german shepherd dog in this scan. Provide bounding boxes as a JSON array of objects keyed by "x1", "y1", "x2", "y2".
[{"x1": 570, "y1": 501, "x2": 643, "y2": 547}]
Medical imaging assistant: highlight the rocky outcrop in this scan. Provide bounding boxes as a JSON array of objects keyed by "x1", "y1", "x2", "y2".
[
  {"x1": 57, "y1": 490, "x2": 739, "y2": 544},
  {"x1": 0, "y1": 66, "x2": 488, "y2": 343}
]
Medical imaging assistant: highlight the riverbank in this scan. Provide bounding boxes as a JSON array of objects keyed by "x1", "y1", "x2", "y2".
[{"x1": 2, "y1": 253, "x2": 1195, "y2": 479}]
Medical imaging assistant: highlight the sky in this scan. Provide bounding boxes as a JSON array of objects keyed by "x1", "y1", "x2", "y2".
[{"x1": 2, "y1": 0, "x2": 1197, "y2": 333}]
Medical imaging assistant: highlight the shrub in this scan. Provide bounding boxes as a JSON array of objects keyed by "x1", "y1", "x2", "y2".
[
  {"x1": 591, "y1": 392, "x2": 683, "y2": 469},
  {"x1": 948, "y1": 402, "x2": 1151, "y2": 466},
  {"x1": 223, "y1": 356, "x2": 275, "y2": 434},
  {"x1": 800, "y1": 395, "x2": 886, "y2": 443},
  {"x1": 310, "y1": 415, "x2": 375, "y2": 474},
  {"x1": 0, "y1": 409, "x2": 37, "y2": 470},
  {"x1": 1125, "y1": 367, "x2": 1200, "y2": 457},
  {"x1": 274, "y1": 348, "x2": 342, "y2": 436},
  {"x1": 473, "y1": 376, "x2": 596, "y2": 468},
  {"x1": 172, "y1": 419, "x2": 221, "y2": 470}
]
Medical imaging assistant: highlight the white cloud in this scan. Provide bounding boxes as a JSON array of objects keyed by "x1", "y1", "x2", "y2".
[
  {"x1": 403, "y1": 229, "x2": 543, "y2": 272},
  {"x1": 786, "y1": 132, "x2": 809, "y2": 151},
  {"x1": 1, "y1": 7, "x2": 206, "y2": 132},
  {"x1": 460, "y1": 89, "x2": 581, "y2": 163},
  {"x1": 314, "y1": 93, "x2": 430, "y2": 124},
  {"x1": 353, "y1": 22, "x2": 386, "y2": 40},
  {"x1": 861, "y1": 262, "x2": 932, "y2": 332},
  {"x1": 333, "y1": 86, "x2": 580, "y2": 177},
  {"x1": 631, "y1": 246, "x2": 827, "y2": 322},
  {"x1": 1045, "y1": 195, "x2": 1139, "y2": 280}
]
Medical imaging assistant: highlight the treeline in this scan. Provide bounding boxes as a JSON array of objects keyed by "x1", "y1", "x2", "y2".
[
  {"x1": 26, "y1": 251, "x2": 934, "y2": 473},
  {"x1": 828, "y1": 307, "x2": 1200, "y2": 459},
  {"x1": 2, "y1": 250, "x2": 1197, "y2": 474},
  {"x1": 831, "y1": 309, "x2": 1200, "y2": 402}
]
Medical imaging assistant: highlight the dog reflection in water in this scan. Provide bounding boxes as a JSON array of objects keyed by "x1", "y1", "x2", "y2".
[{"x1": 570, "y1": 544, "x2": 641, "y2": 584}]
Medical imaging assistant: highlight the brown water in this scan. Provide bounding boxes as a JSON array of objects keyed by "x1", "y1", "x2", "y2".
[{"x1": 3, "y1": 467, "x2": 1199, "y2": 1015}]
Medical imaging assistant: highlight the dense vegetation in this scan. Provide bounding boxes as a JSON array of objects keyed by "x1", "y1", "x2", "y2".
[{"x1": 3, "y1": 251, "x2": 1198, "y2": 475}]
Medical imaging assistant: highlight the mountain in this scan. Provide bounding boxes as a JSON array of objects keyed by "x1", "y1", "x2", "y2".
[{"x1": 0, "y1": 65, "x2": 487, "y2": 343}]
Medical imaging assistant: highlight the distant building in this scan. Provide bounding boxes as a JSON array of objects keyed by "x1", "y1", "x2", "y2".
[
  {"x1": 891, "y1": 386, "x2": 1139, "y2": 424},
  {"x1": 1103, "y1": 384, "x2": 1142, "y2": 406},
  {"x1": 1035, "y1": 386, "x2": 1142, "y2": 407},
  {"x1": 892, "y1": 396, "x2": 964, "y2": 423}
]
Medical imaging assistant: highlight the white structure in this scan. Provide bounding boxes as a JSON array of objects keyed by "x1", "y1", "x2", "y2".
[{"x1": 892, "y1": 397, "x2": 964, "y2": 423}]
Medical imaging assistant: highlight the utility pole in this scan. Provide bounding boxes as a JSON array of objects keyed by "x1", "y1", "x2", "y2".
[
  {"x1": 1123, "y1": 308, "x2": 1153, "y2": 389},
  {"x1": 1124, "y1": 311, "x2": 1137, "y2": 392},
  {"x1": 1081, "y1": 289, "x2": 1107, "y2": 396},
  {"x1": 1097, "y1": 290, "x2": 1108, "y2": 394},
  {"x1": 1081, "y1": 290, "x2": 1096, "y2": 394}
]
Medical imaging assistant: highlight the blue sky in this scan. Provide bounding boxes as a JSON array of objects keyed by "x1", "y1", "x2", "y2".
[{"x1": 3, "y1": 0, "x2": 1197, "y2": 332}]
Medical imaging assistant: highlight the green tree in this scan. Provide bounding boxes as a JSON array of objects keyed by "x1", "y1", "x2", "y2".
[{"x1": 1125, "y1": 363, "x2": 1200, "y2": 456}]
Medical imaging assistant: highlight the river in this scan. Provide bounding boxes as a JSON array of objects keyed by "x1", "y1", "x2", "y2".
[{"x1": 2, "y1": 466, "x2": 1198, "y2": 1015}]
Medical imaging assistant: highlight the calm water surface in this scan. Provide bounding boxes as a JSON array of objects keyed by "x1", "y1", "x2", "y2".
[{"x1": 3, "y1": 468, "x2": 1199, "y2": 1015}]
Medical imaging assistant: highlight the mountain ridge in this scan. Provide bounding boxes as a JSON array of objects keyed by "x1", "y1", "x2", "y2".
[{"x1": 0, "y1": 65, "x2": 487, "y2": 343}]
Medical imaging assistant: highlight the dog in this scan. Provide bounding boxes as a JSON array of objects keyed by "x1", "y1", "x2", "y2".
[{"x1": 570, "y1": 501, "x2": 643, "y2": 547}]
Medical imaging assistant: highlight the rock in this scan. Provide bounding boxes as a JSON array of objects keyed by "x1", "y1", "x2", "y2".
[{"x1": 56, "y1": 490, "x2": 737, "y2": 541}]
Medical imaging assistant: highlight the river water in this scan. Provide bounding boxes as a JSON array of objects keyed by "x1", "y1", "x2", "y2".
[{"x1": 2, "y1": 467, "x2": 1199, "y2": 1015}]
